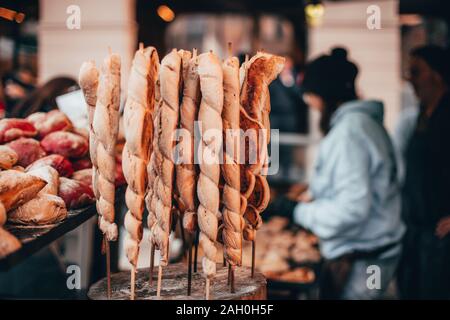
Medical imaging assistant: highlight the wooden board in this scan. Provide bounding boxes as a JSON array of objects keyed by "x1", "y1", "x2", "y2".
[
  {"x1": 88, "y1": 263, "x2": 267, "y2": 300},
  {"x1": 0, "y1": 204, "x2": 97, "y2": 271}
]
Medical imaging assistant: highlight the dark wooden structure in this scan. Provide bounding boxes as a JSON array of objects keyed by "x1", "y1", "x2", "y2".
[
  {"x1": 0, "y1": 204, "x2": 97, "y2": 271},
  {"x1": 88, "y1": 263, "x2": 267, "y2": 300}
]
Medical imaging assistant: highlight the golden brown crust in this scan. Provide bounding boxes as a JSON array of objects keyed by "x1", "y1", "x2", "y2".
[
  {"x1": 0, "y1": 145, "x2": 18, "y2": 170},
  {"x1": 0, "y1": 170, "x2": 46, "y2": 211},
  {"x1": 0, "y1": 227, "x2": 21, "y2": 258},
  {"x1": 92, "y1": 53, "x2": 121, "y2": 241},
  {"x1": 240, "y1": 52, "x2": 284, "y2": 241},
  {"x1": 175, "y1": 50, "x2": 200, "y2": 234},
  {"x1": 221, "y1": 56, "x2": 244, "y2": 266},
  {"x1": 151, "y1": 49, "x2": 182, "y2": 266},
  {"x1": 197, "y1": 51, "x2": 224, "y2": 278},
  {"x1": 123, "y1": 46, "x2": 159, "y2": 266}
]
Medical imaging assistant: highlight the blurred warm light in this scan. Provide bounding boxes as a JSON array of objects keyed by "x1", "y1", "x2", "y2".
[
  {"x1": 0, "y1": 7, "x2": 25, "y2": 23},
  {"x1": 157, "y1": 5, "x2": 175, "y2": 22},
  {"x1": 400, "y1": 14, "x2": 423, "y2": 26},
  {"x1": 305, "y1": 3, "x2": 324, "y2": 27}
]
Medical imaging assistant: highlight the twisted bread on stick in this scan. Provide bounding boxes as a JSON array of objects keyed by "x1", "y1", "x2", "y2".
[
  {"x1": 151, "y1": 49, "x2": 181, "y2": 266},
  {"x1": 240, "y1": 52, "x2": 284, "y2": 241},
  {"x1": 197, "y1": 52, "x2": 223, "y2": 278},
  {"x1": 221, "y1": 56, "x2": 245, "y2": 266},
  {"x1": 176, "y1": 50, "x2": 201, "y2": 233},
  {"x1": 145, "y1": 68, "x2": 162, "y2": 237},
  {"x1": 123, "y1": 46, "x2": 159, "y2": 266},
  {"x1": 92, "y1": 53, "x2": 121, "y2": 241},
  {"x1": 79, "y1": 61, "x2": 100, "y2": 200}
]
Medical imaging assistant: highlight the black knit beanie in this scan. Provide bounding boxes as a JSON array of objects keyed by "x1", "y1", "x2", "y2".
[
  {"x1": 303, "y1": 47, "x2": 358, "y2": 101},
  {"x1": 411, "y1": 45, "x2": 450, "y2": 85}
]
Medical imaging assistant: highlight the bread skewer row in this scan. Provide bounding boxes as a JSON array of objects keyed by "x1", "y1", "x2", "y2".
[
  {"x1": 197, "y1": 51, "x2": 224, "y2": 300},
  {"x1": 239, "y1": 52, "x2": 284, "y2": 277},
  {"x1": 221, "y1": 43, "x2": 245, "y2": 293},
  {"x1": 122, "y1": 44, "x2": 159, "y2": 300},
  {"x1": 151, "y1": 49, "x2": 182, "y2": 298},
  {"x1": 91, "y1": 51, "x2": 121, "y2": 297}
]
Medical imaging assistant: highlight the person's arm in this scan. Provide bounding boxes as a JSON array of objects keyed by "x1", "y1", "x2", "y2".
[{"x1": 294, "y1": 132, "x2": 371, "y2": 240}]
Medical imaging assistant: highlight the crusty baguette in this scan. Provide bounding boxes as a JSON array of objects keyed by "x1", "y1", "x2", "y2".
[
  {"x1": 197, "y1": 51, "x2": 223, "y2": 278},
  {"x1": 0, "y1": 201, "x2": 5, "y2": 226},
  {"x1": 9, "y1": 166, "x2": 67, "y2": 225},
  {"x1": 221, "y1": 56, "x2": 245, "y2": 267},
  {"x1": 72, "y1": 168, "x2": 92, "y2": 186},
  {"x1": 92, "y1": 52, "x2": 121, "y2": 241},
  {"x1": 8, "y1": 194, "x2": 67, "y2": 225},
  {"x1": 0, "y1": 170, "x2": 46, "y2": 211},
  {"x1": 151, "y1": 49, "x2": 181, "y2": 266},
  {"x1": 0, "y1": 145, "x2": 18, "y2": 170},
  {"x1": 0, "y1": 226, "x2": 21, "y2": 258},
  {"x1": 175, "y1": 49, "x2": 201, "y2": 234},
  {"x1": 239, "y1": 52, "x2": 284, "y2": 241},
  {"x1": 123, "y1": 45, "x2": 159, "y2": 266}
]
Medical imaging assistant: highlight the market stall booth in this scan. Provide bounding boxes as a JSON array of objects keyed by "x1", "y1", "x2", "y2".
[{"x1": 0, "y1": 0, "x2": 448, "y2": 300}]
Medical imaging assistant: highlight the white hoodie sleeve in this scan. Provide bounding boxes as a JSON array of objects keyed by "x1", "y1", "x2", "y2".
[{"x1": 294, "y1": 131, "x2": 371, "y2": 240}]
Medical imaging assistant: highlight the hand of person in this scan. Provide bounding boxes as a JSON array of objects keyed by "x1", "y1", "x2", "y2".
[
  {"x1": 286, "y1": 183, "x2": 308, "y2": 201},
  {"x1": 297, "y1": 189, "x2": 313, "y2": 203},
  {"x1": 435, "y1": 216, "x2": 450, "y2": 239}
]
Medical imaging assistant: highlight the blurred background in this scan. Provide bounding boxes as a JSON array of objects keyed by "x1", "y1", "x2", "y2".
[{"x1": 0, "y1": 0, "x2": 448, "y2": 299}]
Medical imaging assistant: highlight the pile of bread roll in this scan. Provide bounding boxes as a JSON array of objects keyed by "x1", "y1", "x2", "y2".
[
  {"x1": 253, "y1": 217, "x2": 320, "y2": 281},
  {"x1": 80, "y1": 44, "x2": 284, "y2": 298},
  {"x1": 0, "y1": 107, "x2": 129, "y2": 258}
]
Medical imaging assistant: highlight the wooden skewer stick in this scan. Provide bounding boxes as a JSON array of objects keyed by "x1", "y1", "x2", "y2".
[
  {"x1": 193, "y1": 228, "x2": 199, "y2": 273},
  {"x1": 105, "y1": 238, "x2": 111, "y2": 299},
  {"x1": 227, "y1": 263, "x2": 231, "y2": 285},
  {"x1": 251, "y1": 236, "x2": 256, "y2": 278},
  {"x1": 149, "y1": 243, "x2": 155, "y2": 288},
  {"x1": 179, "y1": 214, "x2": 186, "y2": 257},
  {"x1": 230, "y1": 266, "x2": 235, "y2": 293},
  {"x1": 223, "y1": 252, "x2": 226, "y2": 267},
  {"x1": 157, "y1": 265, "x2": 163, "y2": 298},
  {"x1": 240, "y1": 228, "x2": 243, "y2": 267},
  {"x1": 205, "y1": 278, "x2": 211, "y2": 300},
  {"x1": 187, "y1": 241, "x2": 193, "y2": 296},
  {"x1": 130, "y1": 265, "x2": 136, "y2": 300}
]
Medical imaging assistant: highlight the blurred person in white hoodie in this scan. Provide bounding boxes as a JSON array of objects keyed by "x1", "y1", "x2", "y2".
[{"x1": 269, "y1": 48, "x2": 405, "y2": 299}]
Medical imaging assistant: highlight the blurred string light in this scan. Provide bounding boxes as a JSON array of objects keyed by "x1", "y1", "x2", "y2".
[
  {"x1": 399, "y1": 14, "x2": 422, "y2": 27},
  {"x1": 305, "y1": 1, "x2": 324, "y2": 27},
  {"x1": 0, "y1": 7, "x2": 25, "y2": 23},
  {"x1": 157, "y1": 5, "x2": 175, "y2": 22}
]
